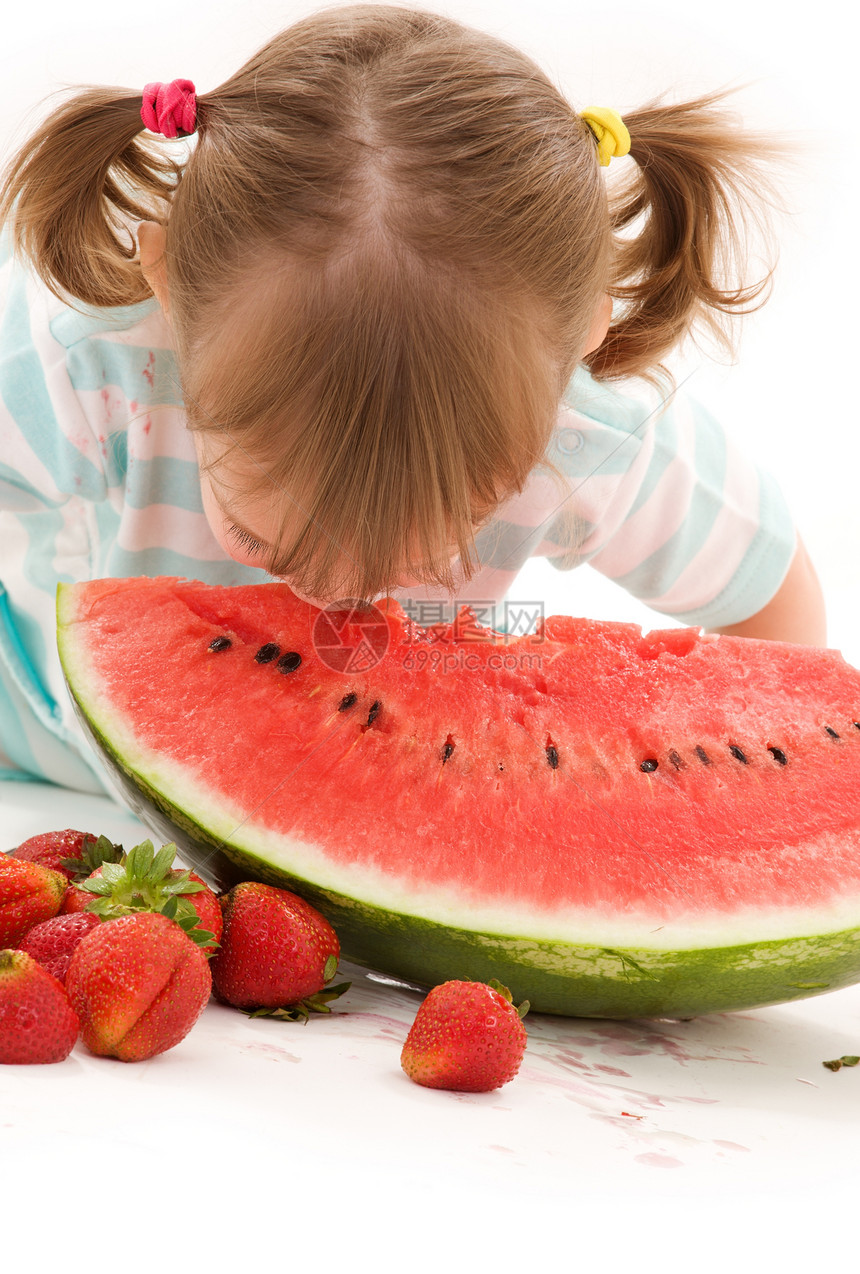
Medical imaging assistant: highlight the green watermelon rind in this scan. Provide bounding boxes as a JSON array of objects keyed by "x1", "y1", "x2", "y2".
[{"x1": 60, "y1": 635, "x2": 860, "y2": 1019}]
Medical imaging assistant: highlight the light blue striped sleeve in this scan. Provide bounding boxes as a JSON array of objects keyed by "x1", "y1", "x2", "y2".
[
  {"x1": 0, "y1": 235, "x2": 116, "y2": 788},
  {"x1": 538, "y1": 369, "x2": 797, "y2": 629}
]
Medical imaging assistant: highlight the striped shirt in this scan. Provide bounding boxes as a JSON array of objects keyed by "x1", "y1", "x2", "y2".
[{"x1": 0, "y1": 227, "x2": 797, "y2": 793}]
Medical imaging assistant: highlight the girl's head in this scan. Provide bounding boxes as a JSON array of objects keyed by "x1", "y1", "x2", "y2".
[{"x1": 0, "y1": 4, "x2": 780, "y2": 607}]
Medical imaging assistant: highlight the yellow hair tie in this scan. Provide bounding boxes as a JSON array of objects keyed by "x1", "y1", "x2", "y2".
[{"x1": 580, "y1": 106, "x2": 631, "y2": 167}]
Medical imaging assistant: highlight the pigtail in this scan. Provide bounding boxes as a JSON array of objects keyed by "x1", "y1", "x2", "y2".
[
  {"x1": 586, "y1": 90, "x2": 787, "y2": 387},
  {"x1": 0, "y1": 87, "x2": 182, "y2": 309}
]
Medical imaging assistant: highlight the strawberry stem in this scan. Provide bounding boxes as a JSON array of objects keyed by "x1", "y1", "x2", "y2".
[
  {"x1": 241, "y1": 981, "x2": 351, "y2": 1024},
  {"x1": 80, "y1": 839, "x2": 216, "y2": 946}
]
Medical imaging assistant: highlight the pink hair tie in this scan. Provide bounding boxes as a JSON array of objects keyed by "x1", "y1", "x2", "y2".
[{"x1": 140, "y1": 79, "x2": 198, "y2": 139}]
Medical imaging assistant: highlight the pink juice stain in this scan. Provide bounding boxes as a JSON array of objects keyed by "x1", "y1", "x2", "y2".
[
  {"x1": 634, "y1": 1153, "x2": 683, "y2": 1169},
  {"x1": 536, "y1": 1017, "x2": 761, "y2": 1069}
]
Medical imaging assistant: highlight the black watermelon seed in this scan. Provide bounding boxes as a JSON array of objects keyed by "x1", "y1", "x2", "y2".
[
  {"x1": 339, "y1": 692, "x2": 358, "y2": 712},
  {"x1": 695, "y1": 746, "x2": 711, "y2": 766},
  {"x1": 366, "y1": 700, "x2": 381, "y2": 726},
  {"x1": 255, "y1": 643, "x2": 280, "y2": 664},
  {"x1": 442, "y1": 737, "x2": 455, "y2": 763},
  {"x1": 668, "y1": 749, "x2": 685, "y2": 770},
  {"x1": 208, "y1": 636, "x2": 232, "y2": 653},
  {"x1": 640, "y1": 759, "x2": 658, "y2": 773},
  {"x1": 825, "y1": 726, "x2": 840, "y2": 739},
  {"x1": 546, "y1": 745, "x2": 559, "y2": 770},
  {"x1": 729, "y1": 745, "x2": 748, "y2": 765},
  {"x1": 276, "y1": 651, "x2": 302, "y2": 674},
  {"x1": 768, "y1": 747, "x2": 788, "y2": 765}
]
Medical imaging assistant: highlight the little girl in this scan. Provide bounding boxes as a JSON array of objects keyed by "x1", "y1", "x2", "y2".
[{"x1": 0, "y1": 4, "x2": 825, "y2": 795}]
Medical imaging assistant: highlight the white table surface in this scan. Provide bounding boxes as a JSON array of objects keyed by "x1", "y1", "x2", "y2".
[{"x1": 2, "y1": 778, "x2": 859, "y2": 1270}]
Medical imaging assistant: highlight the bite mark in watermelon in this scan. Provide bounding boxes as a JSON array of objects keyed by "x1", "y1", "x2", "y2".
[{"x1": 56, "y1": 577, "x2": 860, "y2": 1018}]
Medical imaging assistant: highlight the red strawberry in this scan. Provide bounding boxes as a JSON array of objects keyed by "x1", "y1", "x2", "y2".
[
  {"x1": 174, "y1": 872, "x2": 222, "y2": 946},
  {"x1": 61, "y1": 865, "x2": 109, "y2": 915},
  {"x1": 60, "y1": 867, "x2": 121, "y2": 915},
  {"x1": 11, "y1": 829, "x2": 99, "y2": 881},
  {"x1": 0, "y1": 949, "x2": 80, "y2": 1064},
  {"x1": 78, "y1": 840, "x2": 221, "y2": 950},
  {"x1": 211, "y1": 882, "x2": 348, "y2": 1021},
  {"x1": 18, "y1": 912, "x2": 101, "y2": 983},
  {"x1": 37, "y1": 832, "x2": 126, "y2": 908},
  {"x1": 65, "y1": 912, "x2": 212, "y2": 1062},
  {"x1": 401, "y1": 980, "x2": 528, "y2": 1092},
  {"x1": 0, "y1": 856, "x2": 68, "y2": 947},
  {"x1": 60, "y1": 883, "x2": 93, "y2": 915}
]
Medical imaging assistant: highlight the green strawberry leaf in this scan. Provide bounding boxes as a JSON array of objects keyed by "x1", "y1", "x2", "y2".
[
  {"x1": 824, "y1": 1055, "x2": 860, "y2": 1071},
  {"x1": 243, "y1": 1004, "x2": 312, "y2": 1024},
  {"x1": 486, "y1": 977, "x2": 529, "y2": 1019},
  {"x1": 84, "y1": 897, "x2": 116, "y2": 917},
  {"x1": 61, "y1": 834, "x2": 125, "y2": 880},
  {"x1": 99, "y1": 861, "x2": 127, "y2": 887},
  {"x1": 487, "y1": 979, "x2": 513, "y2": 1003},
  {"x1": 74, "y1": 838, "x2": 215, "y2": 943},
  {"x1": 125, "y1": 840, "x2": 154, "y2": 878},
  {"x1": 80, "y1": 877, "x2": 113, "y2": 896},
  {"x1": 173, "y1": 898, "x2": 203, "y2": 930},
  {"x1": 240, "y1": 981, "x2": 351, "y2": 1024},
  {"x1": 147, "y1": 843, "x2": 178, "y2": 882},
  {"x1": 90, "y1": 834, "x2": 124, "y2": 867},
  {"x1": 162, "y1": 872, "x2": 203, "y2": 895},
  {"x1": 323, "y1": 954, "x2": 338, "y2": 983},
  {"x1": 307, "y1": 981, "x2": 351, "y2": 1010},
  {"x1": 192, "y1": 931, "x2": 219, "y2": 950},
  {"x1": 168, "y1": 899, "x2": 217, "y2": 948}
]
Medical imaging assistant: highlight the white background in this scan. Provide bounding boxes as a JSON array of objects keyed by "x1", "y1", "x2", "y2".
[{"x1": 1, "y1": 0, "x2": 857, "y2": 661}]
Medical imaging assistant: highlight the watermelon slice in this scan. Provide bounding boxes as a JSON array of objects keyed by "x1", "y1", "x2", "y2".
[{"x1": 56, "y1": 577, "x2": 860, "y2": 1019}]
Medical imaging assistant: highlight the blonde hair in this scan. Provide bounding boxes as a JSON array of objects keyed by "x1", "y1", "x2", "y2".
[{"x1": 0, "y1": 3, "x2": 781, "y2": 605}]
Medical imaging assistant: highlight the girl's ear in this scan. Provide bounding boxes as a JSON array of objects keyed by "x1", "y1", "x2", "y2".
[
  {"x1": 138, "y1": 221, "x2": 171, "y2": 320},
  {"x1": 583, "y1": 293, "x2": 612, "y2": 355}
]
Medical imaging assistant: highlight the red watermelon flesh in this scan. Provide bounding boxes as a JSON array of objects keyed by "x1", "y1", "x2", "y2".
[{"x1": 56, "y1": 576, "x2": 860, "y2": 1018}]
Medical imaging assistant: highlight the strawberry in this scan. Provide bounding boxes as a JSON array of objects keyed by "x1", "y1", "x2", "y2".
[
  {"x1": 65, "y1": 912, "x2": 212, "y2": 1061},
  {"x1": 60, "y1": 883, "x2": 94, "y2": 915},
  {"x1": 0, "y1": 856, "x2": 68, "y2": 947},
  {"x1": 47, "y1": 833, "x2": 127, "y2": 910},
  {"x1": 11, "y1": 829, "x2": 100, "y2": 881},
  {"x1": 18, "y1": 912, "x2": 101, "y2": 983},
  {"x1": 173, "y1": 872, "x2": 222, "y2": 944},
  {"x1": 62, "y1": 866, "x2": 127, "y2": 915},
  {"x1": 400, "y1": 980, "x2": 529, "y2": 1092},
  {"x1": 0, "y1": 949, "x2": 80, "y2": 1064},
  {"x1": 78, "y1": 840, "x2": 221, "y2": 950},
  {"x1": 211, "y1": 882, "x2": 348, "y2": 1021}
]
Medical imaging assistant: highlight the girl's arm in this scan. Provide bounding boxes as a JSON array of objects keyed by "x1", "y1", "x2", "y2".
[{"x1": 708, "y1": 537, "x2": 827, "y2": 646}]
